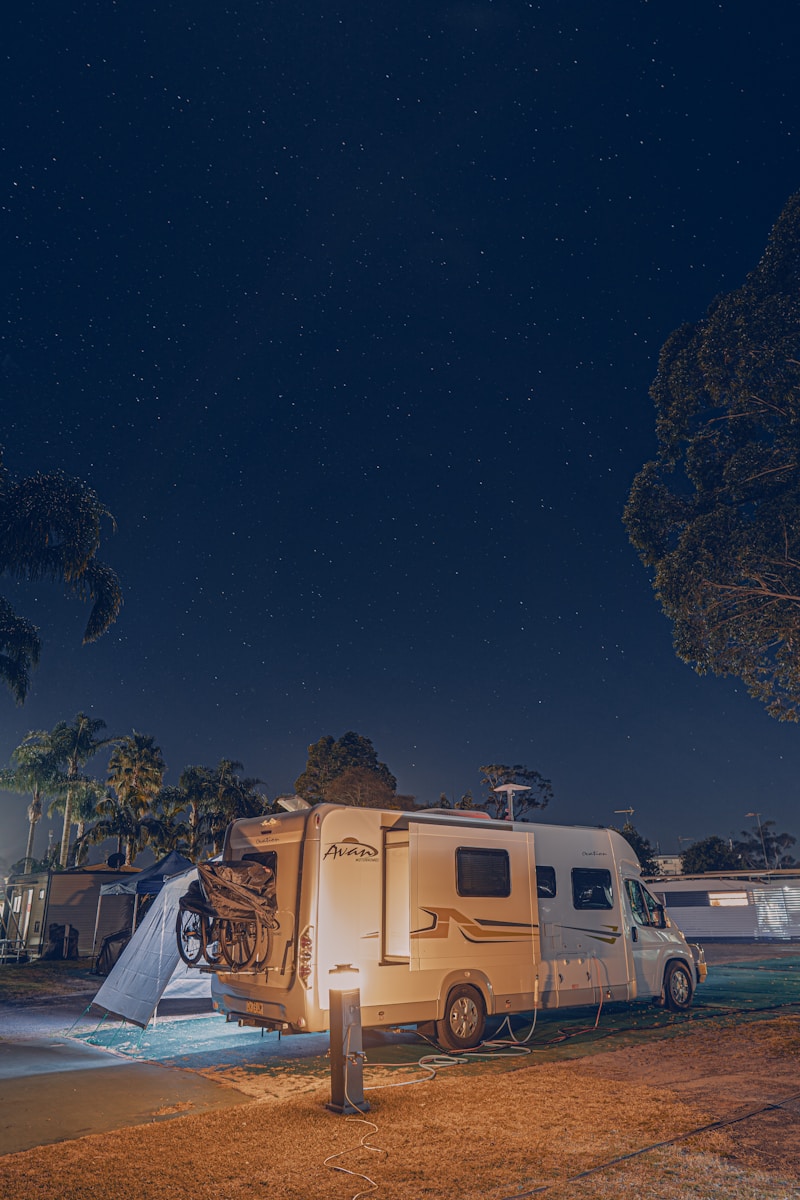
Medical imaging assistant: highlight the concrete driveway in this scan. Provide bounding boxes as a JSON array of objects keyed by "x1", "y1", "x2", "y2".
[{"x1": 0, "y1": 1018, "x2": 251, "y2": 1156}]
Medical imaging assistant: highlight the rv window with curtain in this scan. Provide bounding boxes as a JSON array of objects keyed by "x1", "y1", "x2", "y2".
[
  {"x1": 536, "y1": 866, "x2": 557, "y2": 898},
  {"x1": 572, "y1": 868, "x2": 613, "y2": 910},
  {"x1": 456, "y1": 847, "x2": 511, "y2": 897}
]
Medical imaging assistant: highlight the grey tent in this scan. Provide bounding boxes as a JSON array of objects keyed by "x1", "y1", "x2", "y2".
[
  {"x1": 92, "y1": 868, "x2": 211, "y2": 1026},
  {"x1": 91, "y1": 850, "x2": 196, "y2": 958}
]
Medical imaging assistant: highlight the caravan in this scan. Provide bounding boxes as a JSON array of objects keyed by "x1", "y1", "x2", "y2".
[{"x1": 195, "y1": 805, "x2": 706, "y2": 1049}]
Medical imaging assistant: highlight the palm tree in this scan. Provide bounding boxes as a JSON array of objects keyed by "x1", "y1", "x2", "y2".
[
  {"x1": 107, "y1": 733, "x2": 166, "y2": 811},
  {"x1": 77, "y1": 792, "x2": 169, "y2": 866},
  {"x1": 172, "y1": 760, "x2": 270, "y2": 861},
  {"x1": 104, "y1": 733, "x2": 166, "y2": 864},
  {"x1": 0, "y1": 738, "x2": 67, "y2": 870},
  {"x1": 0, "y1": 447, "x2": 123, "y2": 703},
  {"x1": 26, "y1": 714, "x2": 117, "y2": 868}
]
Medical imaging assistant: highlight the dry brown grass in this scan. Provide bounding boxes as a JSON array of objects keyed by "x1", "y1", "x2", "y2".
[{"x1": 1, "y1": 1051, "x2": 797, "y2": 1200}]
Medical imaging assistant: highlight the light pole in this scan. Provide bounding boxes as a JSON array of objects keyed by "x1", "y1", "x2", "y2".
[{"x1": 746, "y1": 812, "x2": 769, "y2": 871}]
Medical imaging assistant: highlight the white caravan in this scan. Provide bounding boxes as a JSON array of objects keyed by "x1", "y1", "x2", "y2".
[{"x1": 206, "y1": 804, "x2": 706, "y2": 1049}]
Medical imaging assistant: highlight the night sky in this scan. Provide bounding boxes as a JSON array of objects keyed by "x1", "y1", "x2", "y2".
[{"x1": 3, "y1": 2, "x2": 800, "y2": 865}]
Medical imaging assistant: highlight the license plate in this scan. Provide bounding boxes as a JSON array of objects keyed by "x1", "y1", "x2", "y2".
[{"x1": 246, "y1": 1000, "x2": 264, "y2": 1015}]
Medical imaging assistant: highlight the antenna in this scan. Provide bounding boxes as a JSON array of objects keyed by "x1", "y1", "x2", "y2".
[
  {"x1": 614, "y1": 808, "x2": 635, "y2": 818},
  {"x1": 493, "y1": 783, "x2": 530, "y2": 821}
]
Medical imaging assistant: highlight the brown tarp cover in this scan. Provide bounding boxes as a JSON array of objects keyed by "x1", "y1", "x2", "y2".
[{"x1": 179, "y1": 861, "x2": 276, "y2": 923}]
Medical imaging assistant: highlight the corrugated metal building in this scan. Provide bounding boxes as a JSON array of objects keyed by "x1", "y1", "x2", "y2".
[
  {"x1": 2, "y1": 864, "x2": 138, "y2": 959},
  {"x1": 651, "y1": 872, "x2": 800, "y2": 941}
]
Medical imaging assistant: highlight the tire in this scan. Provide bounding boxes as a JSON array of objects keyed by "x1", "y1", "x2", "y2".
[
  {"x1": 664, "y1": 960, "x2": 693, "y2": 1012},
  {"x1": 176, "y1": 909, "x2": 204, "y2": 966},
  {"x1": 435, "y1": 984, "x2": 487, "y2": 1050},
  {"x1": 219, "y1": 917, "x2": 260, "y2": 969}
]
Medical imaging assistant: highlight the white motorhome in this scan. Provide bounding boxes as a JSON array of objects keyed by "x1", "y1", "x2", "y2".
[{"x1": 203, "y1": 804, "x2": 706, "y2": 1049}]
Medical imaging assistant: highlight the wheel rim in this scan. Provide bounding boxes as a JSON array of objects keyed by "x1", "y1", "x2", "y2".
[
  {"x1": 449, "y1": 995, "x2": 479, "y2": 1040},
  {"x1": 670, "y1": 968, "x2": 690, "y2": 1005}
]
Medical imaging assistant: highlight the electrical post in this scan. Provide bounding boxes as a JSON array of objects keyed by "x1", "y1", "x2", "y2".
[{"x1": 327, "y1": 964, "x2": 370, "y2": 1115}]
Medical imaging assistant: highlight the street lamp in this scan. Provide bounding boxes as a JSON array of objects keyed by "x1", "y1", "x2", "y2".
[{"x1": 746, "y1": 812, "x2": 769, "y2": 871}]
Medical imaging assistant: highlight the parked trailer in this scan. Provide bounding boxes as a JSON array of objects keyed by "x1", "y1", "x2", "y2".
[{"x1": 191, "y1": 805, "x2": 705, "y2": 1050}]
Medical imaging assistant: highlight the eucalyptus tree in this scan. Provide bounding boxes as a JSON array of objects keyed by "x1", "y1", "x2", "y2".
[
  {"x1": 0, "y1": 447, "x2": 123, "y2": 703},
  {"x1": 624, "y1": 192, "x2": 800, "y2": 721},
  {"x1": 26, "y1": 713, "x2": 117, "y2": 867},
  {"x1": 0, "y1": 739, "x2": 66, "y2": 869}
]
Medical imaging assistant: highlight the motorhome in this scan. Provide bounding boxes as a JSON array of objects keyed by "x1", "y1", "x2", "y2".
[{"x1": 197, "y1": 804, "x2": 706, "y2": 1049}]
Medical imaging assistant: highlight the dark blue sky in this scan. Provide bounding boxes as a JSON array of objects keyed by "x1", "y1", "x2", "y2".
[{"x1": 2, "y1": 2, "x2": 799, "y2": 865}]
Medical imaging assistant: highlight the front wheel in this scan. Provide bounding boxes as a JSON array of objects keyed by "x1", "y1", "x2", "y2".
[
  {"x1": 664, "y1": 960, "x2": 693, "y2": 1012},
  {"x1": 436, "y1": 984, "x2": 487, "y2": 1050}
]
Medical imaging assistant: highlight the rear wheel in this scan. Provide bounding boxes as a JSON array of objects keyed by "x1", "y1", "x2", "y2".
[
  {"x1": 664, "y1": 960, "x2": 693, "y2": 1011},
  {"x1": 219, "y1": 917, "x2": 260, "y2": 969},
  {"x1": 176, "y1": 909, "x2": 204, "y2": 965},
  {"x1": 436, "y1": 984, "x2": 487, "y2": 1050}
]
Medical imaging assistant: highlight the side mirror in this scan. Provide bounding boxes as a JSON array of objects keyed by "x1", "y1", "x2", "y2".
[{"x1": 653, "y1": 904, "x2": 667, "y2": 929}]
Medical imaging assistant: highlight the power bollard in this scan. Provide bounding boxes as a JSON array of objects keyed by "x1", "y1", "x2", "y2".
[{"x1": 327, "y1": 964, "x2": 370, "y2": 1115}]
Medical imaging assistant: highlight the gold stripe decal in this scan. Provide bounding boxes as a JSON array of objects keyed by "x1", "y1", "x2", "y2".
[{"x1": 411, "y1": 907, "x2": 535, "y2": 944}]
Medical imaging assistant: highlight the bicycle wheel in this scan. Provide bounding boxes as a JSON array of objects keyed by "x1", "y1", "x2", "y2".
[
  {"x1": 176, "y1": 908, "x2": 204, "y2": 966},
  {"x1": 219, "y1": 917, "x2": 260, "y2": 969},
  {"x1": 202, "y1": 916, "x2": 224, "y2": 965}
]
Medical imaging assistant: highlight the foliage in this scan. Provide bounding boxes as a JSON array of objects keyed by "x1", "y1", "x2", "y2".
[
  {"x1": 624, "y1": 192, "x2": 800, "y2": 720},
  {"x1": 24, "y1": 714, "x2": 118, "y2": 867},
  {"x1": 735, "y1": 819, "x2": 797, "y2": 870},
  {"x1": 0, "y1": 447, "x2": 123, "y2": 704},
  {"x1": 478, "y1": 763, "x2": 553, "y2": 820},
  {"x1": 612, "y1": 821, "x2": 659, "y2": 875},
  {"x1": 77, "y1": 731, "x2": 167, "y2": 864},
  {"x1": 171, "y1": 759, "x2": 271, "y2": 860},
  {"x1": 680, "y1": 835, "x2": 743, "y2": 874},
  {"x1": 0, "y1": 738, "x2": 67, "y2": 865},
  {"x1": 294, "y1": 732, "x2": 399, "y2": 806},
  {"x1": 325, "y1": 766, "x2": 397, "y2": 809}
]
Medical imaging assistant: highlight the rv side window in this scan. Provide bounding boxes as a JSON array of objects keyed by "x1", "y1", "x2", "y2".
[
  {"x1": 536, "y1": 866, "x2": 556, "y2": 898},
  {"x1": 572, "y1": 868, "x2": 613, "y2": 910},
  {"x1": 456, "y1": 847, "x2": 511, "y2": 898}
]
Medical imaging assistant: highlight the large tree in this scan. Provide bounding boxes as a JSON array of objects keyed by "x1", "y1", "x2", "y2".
[
  {"x1": 294, "y1": 732, "x2": 398, "y2": 805},
  {"x1": 0, "y1": 448, "x2": 123, "y2": 703},
  {"x1": 680, "y1": 835, "x2": 742, "y2": 874},
  {"x1": 624, "y1": 192, "x2": 800, "y2": 720},
  {"x1": 735, "y1": 819, "x2": 797, "y2": 870}
]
